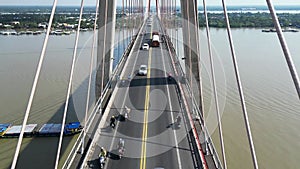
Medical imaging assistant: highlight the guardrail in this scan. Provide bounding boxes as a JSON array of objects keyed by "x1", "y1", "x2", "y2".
[
  {"x1": 62, "y1": 22, "x2": 143, "y2": 169},
  {"x1": 161, "y1": 22, "x2": 223, "y2": 169}
]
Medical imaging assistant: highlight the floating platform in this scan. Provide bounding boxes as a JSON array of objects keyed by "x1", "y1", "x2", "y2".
[
  {"x1": 39, "y1": 123, "x2": 62, "y2": 136},
  {"x1": 4, "y1": 124, "x2": 37, "y2": 137},
  {"x1": 0, "y1": 122, "x2": 82, "y2": 138}
]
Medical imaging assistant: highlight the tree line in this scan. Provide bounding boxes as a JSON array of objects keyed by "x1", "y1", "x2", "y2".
[
  {"x1": 198, "y1": 12, "x2": 300, "y2": 28},
  {"x1": 1, "y1": 12, "x2": 300, "y2": 30}
]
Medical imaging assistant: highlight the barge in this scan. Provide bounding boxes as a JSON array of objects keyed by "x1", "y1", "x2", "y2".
[{"x1": 0, "y1": 122, "x2": 82, "y2": 138}]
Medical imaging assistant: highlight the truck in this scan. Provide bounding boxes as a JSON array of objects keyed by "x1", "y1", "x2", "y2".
[{"x1": 152, "y1": 34, "x2": 160, "y2": 47}]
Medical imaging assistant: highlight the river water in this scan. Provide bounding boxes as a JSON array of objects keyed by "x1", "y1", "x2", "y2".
[
  {"x1": 0, "y1": 29, "x2": 133, "y2": 169},
  {"x1": 0, "y1": 28, "x2": 300, "y2": 169}
]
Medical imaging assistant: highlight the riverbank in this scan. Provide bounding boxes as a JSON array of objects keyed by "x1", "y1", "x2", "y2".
[{"x1": 1, "y1": 6, "x2": 300, "y2": 31}]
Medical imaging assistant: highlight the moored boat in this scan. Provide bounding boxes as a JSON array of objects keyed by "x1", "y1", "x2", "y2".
[{"x1": 0, "y1": 122, "x2": 82, "y2": 138}]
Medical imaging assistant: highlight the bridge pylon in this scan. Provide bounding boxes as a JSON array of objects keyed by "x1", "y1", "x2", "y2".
[
  {"x1": 180, "y1": 0, "x2": 204, "y2": 115},
  {"x1": 96, "y1": 0, "x2": 116, "y2": 99},
  {"x1": 147, "y1": 0, "x2": 159, "y2": 15}
]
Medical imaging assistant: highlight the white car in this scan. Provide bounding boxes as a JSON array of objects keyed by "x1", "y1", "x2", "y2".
[
  {"x1": 142, "y1": 43, "x2": 149, "y2": 50},
  {"x1": 138, "y1": 65, "x2": 147, "y2": 76}
]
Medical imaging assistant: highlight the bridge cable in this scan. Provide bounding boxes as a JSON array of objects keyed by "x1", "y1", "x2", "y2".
[
  {"x1": 165, "y1": 0, "x2": 167, "y2": 27},
  {"x1": 202, "y1": 0, "x2": 227, "y2": 168},
  {"x1": 142, "y1": 0, "x2": 144, "y2": 32},
  {"x1": 221, "y1": 0, "x2": 259, "y2": 168},
  {"x1": 193, "y1": 0, "x2": 204, "y2": 120},
  {"x1": 126, "y1": 0, "x2": 128, "y2": 42},
  {"x1": 54, "y1": 0, "x2": 86, "y2": 168},
  {"x1": 266, "y1": 0, "x2": 300, "y2": 99},
  {"x1": 185, "y1": 1, "x2": 208, "y2": 168},
  {"x1": 122, "y1": 0, "x2": 125, "y2": 52},
  {"x1": 175, "y1": 0, "x2": 178, "y2": 57},
  {"x1": 130, "y1": 0, "x2": 133, "y2": 38},
  {"x1": 133, "y1": 0, "x2": 136, "y2": 34},
  {"x1": 135, "y1": 0, "x2": 138, "y2": 34},
  {"x1": 185, "y1": 0, "x2": 191, "y2": 91},
  {"x1": 170, "y1": 0, "x2": 173, "y2": 44},
  {"x1": 10, "y1": 0, "x2": 59, "y2": 168},
  {"x1": 161, "y1": 0, "x2": 163, "y2": 30},
  {"x1": 81, "y1": 0, "x2": 100, "y2": 155},
  {"x1": 100, "y1": 0, "x2": 109, "y2": 102}
]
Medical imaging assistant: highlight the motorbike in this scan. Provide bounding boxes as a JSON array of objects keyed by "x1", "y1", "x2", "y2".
[
  {"x1": 117, "y1": 138, "x2": 125, "y2": 158},
  {"x1": 99, "y1": 155, "x2": 106, "y2": 169},
  {"x1": 118, "y1": 146, "x2": 125, "y2": 158},
  {"x1": 176, "y1": 115, "x2": 181, "y2": 128},
  {"x1": 167, "y1": 72, "x2": 172, "y2": 81},
  {"x1": 120, "y1": 106, "x2": 130, "y2": 121}
]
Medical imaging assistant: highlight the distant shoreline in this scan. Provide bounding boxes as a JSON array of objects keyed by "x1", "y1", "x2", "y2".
[
  {"x1": 1, "y1": 5, "x2": 300, "y2": 10},
  {"x1": 1, "y1": 6, "x2": 300, "y2": 30}
]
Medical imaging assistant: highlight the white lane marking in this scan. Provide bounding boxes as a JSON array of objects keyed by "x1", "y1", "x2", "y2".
[
  {"x1": 160, "y1": 36, "x2": 183, "y2": 169},
  {"x1": 104, "y1": 23, "x2": 147, "y2": 169},
  {"x1": 82, "y1": 21, "x2": 147, "y2": 169}
]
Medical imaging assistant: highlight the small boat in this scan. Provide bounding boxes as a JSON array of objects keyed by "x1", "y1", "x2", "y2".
[
  {"x1": 63, "y1": 31, "x2": 71, "y2": 35},
  {"x1": 80, "y1": 28, "x2": 88, "y2": 32},
  {"x1": 25, "y1": 30, "x2": 33, "y2": 35},
  {"x1": 54, "y1": 30, "x2": 63, "y2": 35},
  {"x1": 282, "y1": 28, "x2": 299, "y2": 32},
  {"x1": 17, "y1": 31, "x2": 26, "y2": 35},
  {"x1": 262, "y1": 28, "x2": 276, "y2": 33},
  {"x1": 0, "y1": 124, "x2": 11, "y2": 136}
]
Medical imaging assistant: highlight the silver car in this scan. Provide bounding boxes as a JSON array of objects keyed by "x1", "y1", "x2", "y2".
[
  {"x1": 142, "y1": 43, "x2": 149, "y2": 50},
  {"x1": 138, "y1": 65, "x2": 147, "y2": 76}
]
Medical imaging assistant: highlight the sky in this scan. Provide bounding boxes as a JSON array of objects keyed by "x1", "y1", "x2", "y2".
[{"x1": 0, "y1": 0, "x2": 300, "y2": 6}]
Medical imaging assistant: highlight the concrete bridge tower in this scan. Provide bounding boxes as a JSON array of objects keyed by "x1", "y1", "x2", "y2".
[{"x1": 96, "y1": 0, "x2": 116, "y2": 99}]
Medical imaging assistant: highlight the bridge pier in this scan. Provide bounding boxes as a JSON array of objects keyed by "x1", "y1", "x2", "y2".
[{"x1": 96, "y1": 0, "x2": 116, "y2": 99}]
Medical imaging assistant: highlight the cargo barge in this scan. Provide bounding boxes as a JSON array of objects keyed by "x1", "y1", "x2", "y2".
[{"x1": 0, "y1": 122, "x2": 82, "y2": 138}]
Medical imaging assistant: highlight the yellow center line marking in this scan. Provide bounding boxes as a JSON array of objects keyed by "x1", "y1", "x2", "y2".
[{"x1": 140, "y1": 19, "x2": 153, "y2": 169}]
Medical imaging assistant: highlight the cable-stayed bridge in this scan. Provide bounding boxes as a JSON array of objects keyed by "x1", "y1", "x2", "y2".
[{"x1": 2, "y1": 0, "x2": 299, "y2": 169}]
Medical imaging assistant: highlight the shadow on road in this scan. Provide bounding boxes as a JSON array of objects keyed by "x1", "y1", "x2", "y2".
[
  {"x1": 166, "y1": 122, "x2": 181, "y2": 130},
  {"x1": 107, "y1": 151, "x2": 121, "y2": 160}
]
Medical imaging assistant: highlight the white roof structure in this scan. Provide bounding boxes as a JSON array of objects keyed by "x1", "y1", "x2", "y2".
[
  {"x1": 152, "y1": 35, "x2": 159, "y2": 41},
  {"x1": 5, "y1": 124, "x2": 37, "y2": 134}
]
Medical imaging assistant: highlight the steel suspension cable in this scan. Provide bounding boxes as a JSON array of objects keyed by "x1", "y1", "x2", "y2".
[
  {"x1": 175, "y1": 0, "x2": 178, "y2": 56},
  {"x1": 163, "y1": 1, "x2": 165, "y2": 28},
  {"x1": 126, "y1": 0, "x2": 129, "y2": 43},
  {"x1": 266, "y1": 0, "x2": 300, "y2": 99},
  {"x1": 54, "y1": 0, "x2": 85, "y2": 168},
  {"x1": 134, "y1": 0, "x2": 137, "y2": 34},
  {"x1": 81, "y1": 0, "x2": 99, "y2": 155},
  {"x1": 142, "y1": 0, "x2": 143, "y2": 26},
  {"x1": 166, "y1": 0, "x2": 169, "y2": 31},
  {"x1": 203, "y1": 0, "x2": 227, "y2": 168},
  {"x1": 122, "y1": 0, "x2": 125, "y2": 52},
  {"x1": 171, "y1": 0, "x2": 173, "y2": 43},
  {"x1": 130, "y1": 0, "x2": 132, "y2": 38},
  {"x1": 10, "y1": 0, "x2": 59, "y2": 168},
  {"x1": 133, "y1": 0, "x2": 135, "y2": 34},
  {"x1": 221, "y1": 0, "x2": 259, "y2": 168},
  {"x1": 192, "y1": 0, "x2": 204, "y2": 120},
  {"x1": 142, "y1": 0, "x2": 144, "y2": 26},
  {"x1": 101, "y1": 0, "x2": 109, "y2": 101},
  {"x1": 160, "y1": 0, "x2": 163, "y2": 32},
  {"x1": 185, "y1": 0, "x2": 193, "y2": 113}
]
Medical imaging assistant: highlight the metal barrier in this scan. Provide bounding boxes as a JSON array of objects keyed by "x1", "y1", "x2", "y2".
[{"x1": 161, "y1": 22, "x2": 223, "y2": 169}]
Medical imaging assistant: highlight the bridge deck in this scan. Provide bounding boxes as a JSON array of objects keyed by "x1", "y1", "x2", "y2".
[{"x1": 80, "y1": 16, "x2": 216, "y2": 169}]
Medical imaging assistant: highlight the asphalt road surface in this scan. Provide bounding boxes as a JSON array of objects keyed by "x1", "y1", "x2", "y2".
[{"x1": 85, "y1": 15, "x2": 198, "y2": 169}]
